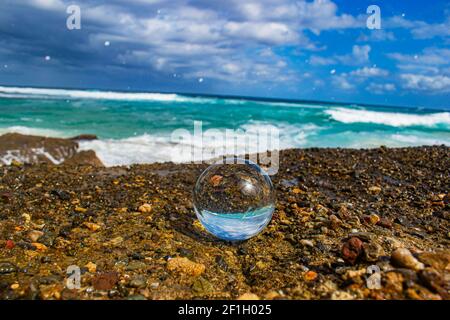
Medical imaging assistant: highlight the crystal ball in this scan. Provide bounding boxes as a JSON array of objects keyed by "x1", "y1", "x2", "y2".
[{"x1": 193, "y1": 158, "x2": 275, "y2": 241}]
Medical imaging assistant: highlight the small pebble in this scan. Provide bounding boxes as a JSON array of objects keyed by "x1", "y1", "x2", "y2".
[
  {"x1": 300, "y1": 239, "x2": 314, "y2": 248},
  {"x1": 342, "y1": 237, "x2": 363, "y2": 264},
  {"x1": 167, "y1": 257, "x2": 205, "y2": 276},
  {"x1": 83, "y1": 222, "x2": 101, "y2": 232},
  {"x1": 368, "y1": 186, "x2": 382, "y2": 195},
  {"x1": 237, "y1": 293, "x2": 260, "y2": 300},
  {"x1": 129, "y1": 275, "x2": 147, "y2": 288},
  {"x1": 5, "y1": 240, "x2": 15, "y2": 249},
  {"x1": 138, "y1": 203, "x2": 152, "y2": 213},
  {"x1": 85, "y1": 262, "x2": 97, "y2": 273},
  {"x1": 28, "y1": 230, "x2": 44, "y2": 242},
  {"x1": 304, "y1": 271, "x2": 318, "y2": 281},
  {"x1": 32, "y1": 242, "x2": 48, "y2": 252},
  {"x1": 391, "y1": 248, "x2": 425, "y2": 271},
  {"x1": 150, "y1": 282, "x2": 159, "y2": 289}
]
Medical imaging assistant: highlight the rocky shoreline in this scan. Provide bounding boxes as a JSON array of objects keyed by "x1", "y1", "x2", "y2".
[
  {"x1": 0, "y1": 133, "x2": 103, "y2": 167},
  {"x1": 0, "y1": 136, "x2": 448, "y2": 300}
]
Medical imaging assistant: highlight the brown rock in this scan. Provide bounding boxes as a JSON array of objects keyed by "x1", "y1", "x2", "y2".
[
  {"x1": 210, "y1": 175, "x2": 223, "y2": 187},
  {"x1": 62, "y1": 150, "x2": 104, "y2": 167},
  {"x1": 377, "y1": 218, "x2": 393, "y2": 229},
  {"x1": 342, "y1": 237, "x2": 363, "y2": 264},
  {"x1": 167, "y1": 257, "x2": 205, "y2": 276},
  {"x1": 0, "y1": 133, "x2": 78, "y2": 165},
  {"x1": 92, "y1": 272, "x2": 119, "y2": 290}
]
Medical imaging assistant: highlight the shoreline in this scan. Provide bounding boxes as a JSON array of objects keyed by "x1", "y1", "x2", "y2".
[{"x1": 0, "y1": 143, "x2": 448, "y2": 300}]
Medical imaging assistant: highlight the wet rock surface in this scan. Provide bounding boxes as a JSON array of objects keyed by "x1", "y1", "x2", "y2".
[
  {"x1": 0, "y1": 146, "x2": 448, "y2": 300},
  {"x1": 0, "y1": 133, "x2": 103, "y2": 166}
]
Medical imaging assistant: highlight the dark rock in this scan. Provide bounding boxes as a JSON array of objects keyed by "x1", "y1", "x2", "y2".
[
  {"x1": 0, "y1": 262, "x2": 17, "y2": 274},
  {"x1": 0, "y1": 192, "x2": 12, "y2": 203},
  {"x1": 130, "y1": 252, "x2": 144, "y2": 260},
  {"x1": 51, "y1": 189, "x2": 71, "y2": 201},
  {"x1": 362, "y1": 242, "x2": 385, "y2": 262},
  {"x1": 215, "y1": 255, "x2": 229, "y2": 271},
  {"x1": 177, "y1": 247, "x2": 194, "y2": 259},
  {"x1": 69, "y1": 134, "x2": 98, "y2": 141}
]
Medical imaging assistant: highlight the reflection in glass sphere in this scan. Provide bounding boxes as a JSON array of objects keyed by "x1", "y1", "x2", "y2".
[{"x1": 193, "y1": 158, "x2": 275, "y2": 241}]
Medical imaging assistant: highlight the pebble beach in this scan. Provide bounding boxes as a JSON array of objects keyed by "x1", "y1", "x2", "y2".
[{"x1": 0, "y1": 134, "x2": 448, "y2": 300}]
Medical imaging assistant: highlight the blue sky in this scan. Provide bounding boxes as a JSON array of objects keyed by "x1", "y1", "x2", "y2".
[{"x1": 0, "y1": 0, "x2": 449, "y2": 108}]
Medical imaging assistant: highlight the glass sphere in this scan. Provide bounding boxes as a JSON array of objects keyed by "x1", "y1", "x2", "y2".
[{"x1": 193, "y1": 158, "x2": 275, "y2": 241}]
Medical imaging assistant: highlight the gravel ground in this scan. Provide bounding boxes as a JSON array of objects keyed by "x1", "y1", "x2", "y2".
[{"x1": 0, "y1": 146, "x2": 449, "y2": 300}]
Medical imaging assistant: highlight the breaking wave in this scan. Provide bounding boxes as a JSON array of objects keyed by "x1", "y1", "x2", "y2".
[{"x1": 325, "y1": 107, "x2": 450, "y2": 127}]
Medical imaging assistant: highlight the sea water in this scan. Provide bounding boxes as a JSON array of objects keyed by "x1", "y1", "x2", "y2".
[{"x1": 0, "y1": 85, "x2": 449, "y2": 166}]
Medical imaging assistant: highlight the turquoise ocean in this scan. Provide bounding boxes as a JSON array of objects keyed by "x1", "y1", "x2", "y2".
[{"x1": 0, "y1": 86, "x2": 449, "y2": 166}]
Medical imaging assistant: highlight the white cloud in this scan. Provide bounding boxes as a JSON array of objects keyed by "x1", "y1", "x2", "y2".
[
  {"x1": 400, "y1": 74, "x2": 450, "y2": 92},
  {"x1": 357, "y1": 30, "x2": 396, "y2": 42},
  {"x1": 367, "y1": 83, "x2": 396, "y2": 94},
  {"x1": 388, "y1": 48, "x2": 450, "y2": 67},
  {"x1": 224, "y1": 22, "x2": 298, "y2": 45},
  {"x1": 332, "y1": 75, "x2": 354, "y2": 90},
  {"x1": 309, "y1": 56, "x2": 335, "y2": 66},
  {"x1": 350, "y1": 67, "x2": 388, "y2": 77},
  {"x1": 386, "y1": 15, "x2": 450, "y2": 40},
  {"x1": 310, "y1": 45, "x2": 371, "y2": 66},
  {"x1": 26, "y1": 0, "x2": 65, "y2": 10}
]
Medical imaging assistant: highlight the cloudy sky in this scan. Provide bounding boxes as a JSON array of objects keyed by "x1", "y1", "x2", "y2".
[{"x1": 0, "y1": 0, "x2": 449, "y2": 108}]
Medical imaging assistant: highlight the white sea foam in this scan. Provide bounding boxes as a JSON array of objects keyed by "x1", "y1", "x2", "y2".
[
  {"x1": 0, "y1": 86, "x2": 199, "y2": 102},
  {"x1": 325, "y1": 107, "x2": 450, "y2": 127},
  {"x1": 76, "y1": 121, "x2": 322, "y2": 166},
  {"x1": 390, "y1": 134, "x2": 450, "y2": 146},
  {"x1": 0, "y1": 126, "x2": 68, "y2": 137},
  {"x1": 0, "y1": 148, "x2": 67, "y2": 165}
]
